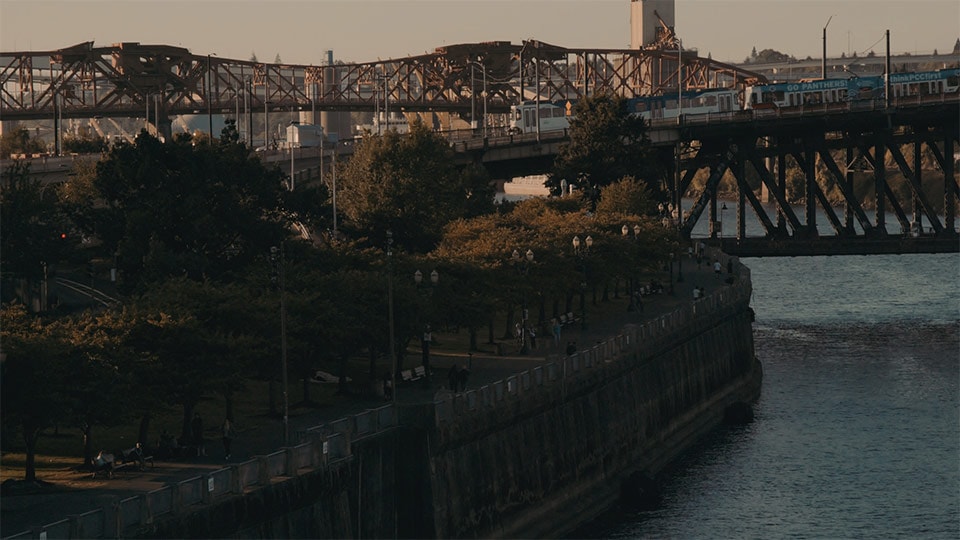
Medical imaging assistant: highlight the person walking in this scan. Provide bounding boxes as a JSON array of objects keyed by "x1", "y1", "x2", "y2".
[
  {"x1": 714, "y1": 259, "x2": 722, "y2": 279},
  {"x1": 221, "y1": 418, "x2": 234, "y2": 460},
  {"x1": 448, "y1": 364, "x2": 461, "y2": 393},
  {"x1": 191, "y1": 413, "x2": 206, "y2": 457}
]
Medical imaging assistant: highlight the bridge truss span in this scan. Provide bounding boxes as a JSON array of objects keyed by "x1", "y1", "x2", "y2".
[
  {"x1": 674, "y1": 100, "x2": 960, "y2": 256},
  {"x1": 1, "y1": 40, "x2": 766, "y2": 128}
]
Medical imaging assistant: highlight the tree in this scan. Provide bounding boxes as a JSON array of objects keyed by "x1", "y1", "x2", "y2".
[
  {"x1": 1, "y1": 161, "x2": 76, "y2": 305},
  {"x1": 337, "y1": 120, "x2": 494, "y2": 253},
  {"x1": 595, "y1": 176, "x2": 659, "y2": 217},
  {"x1": 1, "y1": 304, "x2": 67, "y2": 481},
  {"x1": 80, "y1": 130, "x2": 288, "y2": 293},
  {"x1": 127, "y1": 277, "x2": 266, "y2": 442},
  {"x1": 0, "y1": 124, "x2": 46, "y2": 157},
  {"x1": 63, "y1": 127, "x2": 109, "y2": 154},
  {"x1": 548, "y1": 93, "x2": 661, "y2": 209}
]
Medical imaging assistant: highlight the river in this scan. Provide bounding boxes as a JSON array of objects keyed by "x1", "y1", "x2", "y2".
[{"x1": 574, "y1": 252, "x2": 959, "y2": 539}]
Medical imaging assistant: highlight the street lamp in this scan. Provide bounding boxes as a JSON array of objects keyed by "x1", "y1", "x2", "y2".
[
  {"x1": 386, "y1": 230, "x2": 396, "y2": 403},
  {"x1": 511, "y1": 249, "x2": 535, "y2": 354},
  {"x1": 622, "y1": 224, "x2": 642, "y2": 311},
  {"x1": 269, "y1": 245, "x2": 289, "y2": 445},
  {"x1": 720, "y1": 202, "x2": 728, "y2": 240},
  {"x1": 573, "y1": 235, "x2": 593, "y2": 330},
  {"x1": 669, "y1": 252, "x2": 675, "y2": 295},
  {"x1": 414, "y1": 269, "x2": 440, "y2": 377},
  {"x1": 467, "y1": 60, "x2": 488, "y2": 136},
  {"x1": 822, "y1": 15, "x2": 834, "y2": 79}
]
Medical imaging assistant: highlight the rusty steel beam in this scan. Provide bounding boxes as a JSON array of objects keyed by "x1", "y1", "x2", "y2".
[{"x1": 1, "y1": 40, "x2": 768, "y2": 123}]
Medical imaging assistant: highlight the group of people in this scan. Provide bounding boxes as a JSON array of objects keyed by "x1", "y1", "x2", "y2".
[
  {"x1": 692, "y1": 285, "x2": 707, "y2": 300},
  {"x1": 513, "y1": 322, "x2": 538, "y2": 351},
  {"x1": 155, "y1": 413, "x2": 235, "y2": 461}
]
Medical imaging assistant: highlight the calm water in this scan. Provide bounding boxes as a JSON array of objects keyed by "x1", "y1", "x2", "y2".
[{"x1": 577, "y1": 253, "x2": 960, "y2": 539}]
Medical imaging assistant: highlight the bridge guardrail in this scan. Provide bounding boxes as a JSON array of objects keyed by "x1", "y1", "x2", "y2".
[{"x1": 432, "y1": 249, "x2": 751, "y2": 428}]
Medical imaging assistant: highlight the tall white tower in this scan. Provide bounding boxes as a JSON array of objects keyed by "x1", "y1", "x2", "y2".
[{"x1": 630, "y1": 0, "x2": 676, "y2": 49}]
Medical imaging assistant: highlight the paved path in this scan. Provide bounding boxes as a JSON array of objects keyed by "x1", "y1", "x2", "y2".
[{"x1": 1, "y1": 250, "x2": 736, "y2": 537}]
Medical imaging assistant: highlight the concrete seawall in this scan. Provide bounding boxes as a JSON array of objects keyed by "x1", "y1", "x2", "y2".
[
  {"x1": 422, "y1": 273, "x2": 760, "y2": 538},
  {"x1": 106, "y1": 259, "x2": 759, "y2": 540}
]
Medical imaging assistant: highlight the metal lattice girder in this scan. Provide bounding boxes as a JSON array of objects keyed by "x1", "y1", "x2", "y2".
[
  {"x1": 727, "y1": 151, "x2": 778, "y2": 237},
  {"x1": 789, "y1": 149, "x2": 847, "y2": 236},
  {"x1": 1, "y1": 40, "x2": 768, "y2": 122},
  {"x1": 680, "y1": 142, "x2": 738, "y2": 239},
  {"x1": 815, "y1": 147, "x2": 875, "y2": 234},
  {"x1": 885, "y1": 142, "x2": 944, "y2": 234}
]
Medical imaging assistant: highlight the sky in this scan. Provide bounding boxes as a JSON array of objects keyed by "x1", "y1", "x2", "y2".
[{"x1": 1, "y1": 0, "x2": 958, "y2": 66}]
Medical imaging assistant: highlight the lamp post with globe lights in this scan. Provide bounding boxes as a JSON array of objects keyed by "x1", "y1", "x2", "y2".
[
  {"x1": 572, "y1": 235, "x2": 593, "y2": 330},
  {"x1": 511, "y1": 249, "x2": 535, "y2": 355}
]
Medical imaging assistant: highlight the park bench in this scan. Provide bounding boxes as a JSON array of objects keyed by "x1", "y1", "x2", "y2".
[{"x1": 401, "y1": 366, "x2": 428, "y2": 383}]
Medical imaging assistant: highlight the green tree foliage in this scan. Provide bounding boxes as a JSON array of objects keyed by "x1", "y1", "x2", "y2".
[
  {"x1": 595, "y1": 176, "x2": 659, "y2": 217},
  {"x1": 1, "y1": 303, "x2": 70, "y2": 480},
  {"x1": 0, "y1": 304, "x2": 130, "y2": 478},
  {"x1": 1, "y1": 161, "x2": 75, "y2": 294},
  {"x1": 82, "y1": 130, "x2": 288, "y2": 293},
  {"x1": 336, "y1": 121, "x2": 495, "y2": 253},
  {"x1": 62, "y1": 128, "x2": 109, "y2": 154},
  {"x1": 0, "y1": 124, "x2": 46, "y2": 157},
  {"x1": 128, "y1": 277, "x2": 262, "y2": 442},
  {"x1": 548, "y1": 93, "x2": 662, "y2": 208}
]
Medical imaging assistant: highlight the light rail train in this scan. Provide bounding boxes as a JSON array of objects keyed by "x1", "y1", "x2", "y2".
[{"x1": 507, "y1": 68, "x2": 960, "y2": 134}]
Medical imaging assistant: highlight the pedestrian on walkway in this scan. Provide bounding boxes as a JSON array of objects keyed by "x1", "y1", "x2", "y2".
[
  {"x1": 448, "y1": 364, "x2": 461, "y2": 392},
  {"x1": 528, "y1": 326, "x2": 537, "y2": 350},
  {"x1": 552, "y1": 318, "x2": 562, "y2": 348},
  {"x1": 191, "y1": 413, "x2": 205, "y2": 457},
  {"x1": 221, "y1": 418, "x2": 234, "y2": 460},
  {"x1": 714, "y1": 260, "x2": 722, "y2": 279},
  {"x1": 457, "y1": 367, "x2": 470, "y2": 392}
]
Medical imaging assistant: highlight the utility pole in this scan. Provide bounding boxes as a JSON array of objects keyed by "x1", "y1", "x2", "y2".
[{"x1": 822, "y1": 15, "x2": 833, "y2": 79}]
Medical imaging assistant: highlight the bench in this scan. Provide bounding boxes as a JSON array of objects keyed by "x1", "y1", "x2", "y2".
[
  {"x1": 117, "y1": 445, "x2": 154, "y2": 470},
  {"x1": 401, "y1": 366, "x2": 428, "y2": 383}
]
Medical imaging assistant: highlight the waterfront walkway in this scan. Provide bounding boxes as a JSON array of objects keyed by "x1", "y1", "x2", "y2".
[{"x1": 0, "y1": 252, "x2": 737, "y2": 537}]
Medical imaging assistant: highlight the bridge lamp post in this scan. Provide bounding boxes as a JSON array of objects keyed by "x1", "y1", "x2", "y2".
[
  {"x1": 822, "y1": 15, "x2": 833, "y2": 79},
  {"x1": 207, "y1": 54, "x2": 215, "y2": 138},
  {"x1": 467, "y1": 60, "x2": 488, "y2": 136},
  {"x1": 573, "y1": 235, "x2": 593, "y2": 330},
  {"x1": 720, "y1": 202, "x2": 728, "y2": 239},
  {"x1": 677, "y1": 38, "x2": 683, "y2": 123},
  {"x1": 512, "y1": 249, "x2": 535, "y2": 355}
]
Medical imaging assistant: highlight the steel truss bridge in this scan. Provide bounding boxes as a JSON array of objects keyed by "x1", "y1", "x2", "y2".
[
  {"x1": 0, "y1": 40, "x2": 761, "y2": 137},
  {"x1": 669, "y1": 100, "x2": 959, "y2": 256},
  {"x1": 3, "y1": 41, "x2": 958, "y2": 256}
]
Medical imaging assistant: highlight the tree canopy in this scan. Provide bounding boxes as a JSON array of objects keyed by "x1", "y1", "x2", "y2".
[
  {"x1": 547, "y1": 93, "x2": 664, "y2": 208},
  {"x1": 336, "y1": 121, "x2": 495, "y2": 253},
  {"x1": 78, "y1": 128, "x2": 288, "y2": 293}
]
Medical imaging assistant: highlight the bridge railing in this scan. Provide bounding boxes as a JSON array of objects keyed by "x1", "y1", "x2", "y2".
[
  {"x1": 432, "y1": 250, "x2": 751, "y2": 427},
  {"x1": 4, "y1": 403, "x2": 398, "y2": 540}
]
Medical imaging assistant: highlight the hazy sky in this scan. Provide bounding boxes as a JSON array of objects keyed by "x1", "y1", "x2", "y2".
[{"x1": 2, "y1": 0, "x2": 958, "y2": 65}]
